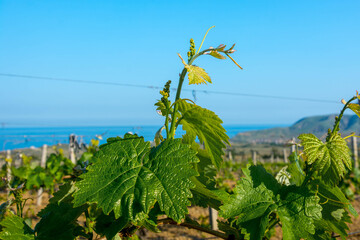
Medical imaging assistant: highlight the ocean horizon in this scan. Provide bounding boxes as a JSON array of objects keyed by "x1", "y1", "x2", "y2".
[{"x1": 0, "y1": 124, "x2": 286, "y2": 150}]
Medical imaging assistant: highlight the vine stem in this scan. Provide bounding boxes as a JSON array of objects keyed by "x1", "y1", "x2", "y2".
[
  {"x1": 301, "y1": 95, "x2": 358, "y2": 187},
  {"x1": 301, "y1": 167, "x2": 316, "y2": 187},
  {"x1": 331, "y1": 96, "x2": 357, "y2": 135},
  {"x1": 158, "y1": 218, "x2": 229, "y2": 239},
  {"x1": 168, "y1": 49, "x2": 212, "y2": 139},
  {"x1": 266, "y1": 218, "x2": 280, "y2": 233}
]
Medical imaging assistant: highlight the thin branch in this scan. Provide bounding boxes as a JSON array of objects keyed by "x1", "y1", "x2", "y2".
[{"x1": 158, "y1": 218, "x2": 229, "y2": 239}]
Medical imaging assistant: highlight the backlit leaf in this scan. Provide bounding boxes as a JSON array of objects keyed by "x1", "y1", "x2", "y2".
[
  {"x1": 179, "y1": 55, "x2": 212, "y2": 85},
  {"x1": 298, "y1": 133, "x2": 352, "y2": 186},
  {"x1": 177, "y1": 101, "x2": 229, "y2": 169},
  {"x1": 209, "y1": 51, "x2": 226, "y2": 59},
  {"x1": 348, "y1": 103, "x2": 360, "y2": 118},
  {"x1": 185, "y1": 65, "x2": 212, "y2": 85}
]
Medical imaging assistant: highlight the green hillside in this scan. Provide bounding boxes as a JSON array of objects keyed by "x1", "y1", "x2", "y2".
[{"x1": 231, "y1": 114, "x2": 360, "y2": 143}]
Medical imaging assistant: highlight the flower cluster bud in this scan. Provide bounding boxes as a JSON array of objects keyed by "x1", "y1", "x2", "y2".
[
  {"x1": 187, "y1": 39, "x2": 196, "y2": 62},
  {"x1": 160, "y1": 80, "x2": 172, "y2": 104}
]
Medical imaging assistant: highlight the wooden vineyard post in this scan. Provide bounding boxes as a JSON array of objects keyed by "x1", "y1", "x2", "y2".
[
  {"x1": 283, "y1": 148, "x2": 288, "y2": 163},
  {"x1": 352, "y1": 136, "x2": 358, "y2": 169},
  {"x1": 69, "y1": 134, "x2": 76, "y2": 164},
  {"x1": 228, "y1": 151, "x2": 233, "y2": 162},
  {"x1": 288, "y1": 137, "x2": 296, "y2": 163},
  {"x1": 270, "y1": 153, "x2": 274, "y2": 164},
  {"x1": 209, "y1": 207, "x2": 218, "y2": 231},
  {"x1": 37, "y1": 144, "x2": 47, "y2": 206},
  {"x1": 252, "y1": 150, "x2": 257, "y2": 164},
  {"x1": 6, "y1": 150, "x2": 12, "y2": 195},
  {"x1": 291, "y1": 137, "x2": 296, "y2": 153}
]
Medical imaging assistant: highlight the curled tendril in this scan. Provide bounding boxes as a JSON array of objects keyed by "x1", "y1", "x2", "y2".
[{"x1": 315, "y1": 185, "x2": 350, "y2": 206}]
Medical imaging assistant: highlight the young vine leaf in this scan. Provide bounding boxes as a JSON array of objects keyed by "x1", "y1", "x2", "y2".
[
  {"x1": 219, "y1": 165, "x2": 278, "y2": 240},
  {"x1": 73, "y1": 136, "x2": 198, "y2": 223},
  {"x1": 177, "y1": 100, "x2": 229, "y2": 169},
  {"x1": 179, "y1": 55, "x2": 212, "y2": 85},
  {"x1": 219, "y1": 165, "x2": 325, "y2": 240},
  {"x1": 298, "y1": 133, "x2": 352, "y2": 186},
  {"x1": 209, "y1": 50, "x2": 226, "y2": 59},
  {"x1": 220, "y1": 178, "x2": 275, "y2": 224},
  {"x1": 0, "y1": 214, "x2": 34, "y2": 240},
  {"x1": 348, "y1": 103, "x2": 360, "y2": 118}
]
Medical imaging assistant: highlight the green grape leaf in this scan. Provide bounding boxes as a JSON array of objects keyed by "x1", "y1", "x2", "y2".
[
  {"x1": 298, "y1": 133, "x2": 352, "y2": 186},
  {"x1": 147, "y1": 139, "x2": 198, "y2": 221},
  {"x1": 25, "y1": 166, "x2": 46, "y2": 190},
  {"x1": 189, "y1": 144, "x2": 224, "y2": 209},
  {"x1": 209, "y1": 51, "x2": 226, "y2": 59},
  {"x1": 219, "y1": 177, "x2": 275, "y2": 224},
  {"x1": 0, "y1": 201, "x2": 12, "y2": 221},
  {"x1": 243, "y1": 165, "x2": 281, "y2": 194},
  {"x1": 219, "y1": 165, "x2": 279, "y2": 240},
  {"x1": 277, "y1": 186, "x2": 322, "y2": 240},
  {"x1": 0, "y1": 214, "x2": 34, "y2": 240},
  {"x1": 287, "y1": 152, "x2": 305, "y2": 186},
  {"x1": 239, "y1": 212, "x2": 271, "y2": 240},
  {"x1": 309, "y1": 180, "x2": 355, "y2": 239},
  {"x1": 154, "y1": 100, "x2": 167, "y2": 116},
  {"x1": 348, "y1": 103, "x2": 360, "y2": 118},
  {"x1": 93, "y1": 212, "x2": 127, "y2": 240},
  {"x1": 178, "y1": 101, "x2": 229, "y2": 169},
  {"x1": 35, "y1": 183, "x2": 87, "y2": 240},
  {"x1": 73, "y1": 137, "x2": 198, "y2": 223}
]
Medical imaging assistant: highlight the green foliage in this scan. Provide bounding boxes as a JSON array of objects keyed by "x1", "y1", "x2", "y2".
[
  {"x1": 339, "y1": 167, "x2": 360, "y2": 200},
  {"x1": 9, "y1": 151, "x2": 74, "y2": 192},
  {"x1": 218, "y1": 164, "x2": 358, "y2": 240},
  {"x1": 179, "y1": 56, "x2": 211, "y2": 85},
  {"x1": 73, "y1": 136, "x2": 198, "y2": 224},
  {"x1": 1, "y1": 34, "x2": 358, "y2": 240},
  {"x1": 348, "y1": 103, "x2": 360, "y2": 118},
  {"x1": 299, "y1": 133, "x2": 352, "y2": 186},
  {"x1": 35, "y1": 183, "x2": 88, "y2": 240},
  {"x1": 277, "y1": 186, "x2": 322, "y2": 240},
  {"x1": 0, "y1": 214, "x2": 34, "y2": 240},
  {"x1": 177, "y1": 100, "x2": 229, "y2": 169}
]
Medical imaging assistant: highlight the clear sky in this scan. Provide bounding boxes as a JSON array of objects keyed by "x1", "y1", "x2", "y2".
[{"x1": 0, "y1": 1, "x2": 359, "y2": 127}]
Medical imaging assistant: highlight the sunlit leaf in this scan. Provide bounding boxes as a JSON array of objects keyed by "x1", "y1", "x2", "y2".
[
  {"x1": 73, "y1": 136, "x2": 198, "y2": 223},
  {"x1": 209, "y1": 51, "x2": 226, "y2": 59},
  {"x1": 177, "y1": 101, "x2": 229, "y2": 169},
  {"x1": 299, "y1": 133, "x2": 352, "y2": 186},
  {"x1": 185, "y1": 65, "x2": 212, "y2": 85},
  {"x1": 348, "y1": 103, "x2": 360, "y2": 118}
]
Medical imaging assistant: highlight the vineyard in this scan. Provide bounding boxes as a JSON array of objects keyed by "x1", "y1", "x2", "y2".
[{"x1": 1, "y1": 32, "x2": 360, "y2": 240}]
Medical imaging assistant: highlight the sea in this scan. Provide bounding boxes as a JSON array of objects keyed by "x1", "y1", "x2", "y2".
[{"x1": 0, "y1": 125, "x2": 281, "y2": 151}]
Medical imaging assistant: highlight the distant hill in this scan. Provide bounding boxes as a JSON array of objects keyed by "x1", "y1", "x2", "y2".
[{"x1": 231, "y1": 114, "x2": 360, "y2": 143}]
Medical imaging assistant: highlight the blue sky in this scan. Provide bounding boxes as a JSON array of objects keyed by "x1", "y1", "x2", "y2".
[{"x1": 0, "y1": 1, "x2": 359, "y2": 127}]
